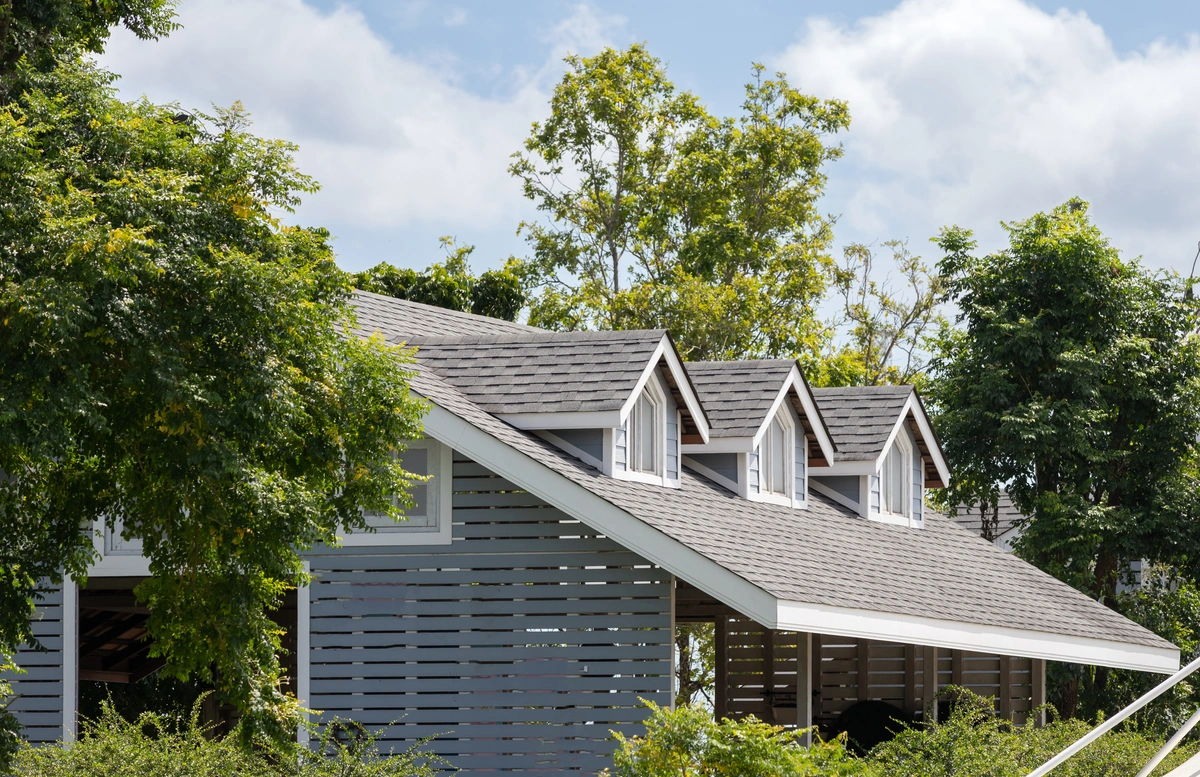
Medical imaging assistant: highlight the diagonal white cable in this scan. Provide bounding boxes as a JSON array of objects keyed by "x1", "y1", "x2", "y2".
[{"x1": 1027, "y1": 654, "x2": 1200, "y2": 777}]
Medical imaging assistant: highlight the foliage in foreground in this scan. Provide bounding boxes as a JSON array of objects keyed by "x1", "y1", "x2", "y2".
[
  {"x1": 0, "y1": 52, "x2": 428, "y2": 743},
  {"x1": 606, "y1": 693, "x2": 1200, "y2": 777},
  {"x1": 11, "y1": 699, "x2": 451, "y2": 777},
  {"x1": 604, "y1": 701, "x2": 861, "y2": 777}
]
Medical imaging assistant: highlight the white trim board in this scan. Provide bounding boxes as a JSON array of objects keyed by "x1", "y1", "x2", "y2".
[
  {"x1": 62, "y1": 578, "x2": 77, "y2": 743},
  {"x1": 775, "y1": 599, "x2": 1179, "y2": 674},
  {"x1": 620, "y1": 336, "x2": 710, "y2": 443},
  {"x1": 420, "y1": 399, "x2": 1180, "y2": 674}
]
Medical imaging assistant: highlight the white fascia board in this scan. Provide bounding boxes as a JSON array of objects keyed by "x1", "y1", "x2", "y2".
[
  {"x1": 776, "y1": 599, "x2": 1180, "y2": 674},
  {"x1": 908, "y1": 397, "x2": 952, "y2": 486},
  {"x1": 421, "y1": 402, "x2": 775, "y2": 625},
  {"x1": 681, "y1": 437, "x2": 754, "y2": 454},
  {"x1": 750, "y1": 367, "x2": 837, "y2": 465},
  {"x1": 496, "y1": 410, "x2": 622, "y2": 430},
  {"x1": 621, "y1": 336, "x2": 710, "y2": 442},
  {"x1": 808, "y1": 460, "x2": 879, "y2": 477}
]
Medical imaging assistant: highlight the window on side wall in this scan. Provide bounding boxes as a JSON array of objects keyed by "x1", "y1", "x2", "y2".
[
  {"x1": 342, "y1": 438, "x2": 453, "y2": 546},
  {"x1": 880, "y1": 436, "x2": 909, "y2": 519},
  {"x1": 762, "y1": 415, "x2": 790, "y2": 497}
]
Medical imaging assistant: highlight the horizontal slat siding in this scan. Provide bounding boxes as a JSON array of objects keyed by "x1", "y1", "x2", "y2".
[
  {"x1": 5, "y1": 585, "x2": 65, "y2": 744},
  {"x1": 306, "y1": 452, "x2": 672, "y2": 773}
]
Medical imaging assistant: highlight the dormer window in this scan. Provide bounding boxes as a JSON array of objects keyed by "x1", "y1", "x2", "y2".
[
  {"x1": 631, "y1": 390, "x2": 661, "y2": 475},
  {"x1": 880, "y1": 436, "x2": 909, "y2": 519},
  {"x1": 762, "y1": 415, "x2": 790, "y2": 497}
]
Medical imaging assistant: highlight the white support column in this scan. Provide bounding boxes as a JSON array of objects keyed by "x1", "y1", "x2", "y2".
[
  {"x1": 62, "y1": 577, "x2": 78, "y2": 744},
  {"x1": 669, "y1": 577, "x2": 677, "y2": 710},
  {"x1": 297, "y1": 562, "x2": 311, "y2": 746},
  {"x1": 798, "y1": 632, "x2": 813, "y2": 744}
]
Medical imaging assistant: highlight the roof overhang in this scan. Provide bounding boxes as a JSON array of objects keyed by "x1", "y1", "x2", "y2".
[{"x1": 420, "y1": 393, "x2": 1177, "y2": 675}]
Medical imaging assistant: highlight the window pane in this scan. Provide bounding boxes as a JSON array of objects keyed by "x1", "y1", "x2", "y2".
[
  {"x1": 886, "y1": 441, "x2": 904, "y2": 514},
  {"x1": 397, "y1": 448, "x2": 428, "y2": 516},
  {"x1": 770, "y1": 420, "x2": 785, "y2": 494},
  {"x1": 639, "y1": 394, "x2": 656, "y2": 473}
]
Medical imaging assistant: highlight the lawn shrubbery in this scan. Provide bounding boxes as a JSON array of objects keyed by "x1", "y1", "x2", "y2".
[
  {"x1": 607, "y1": 690, "x2": 1200, "y2": 777},
  {"x1": 11, "y1": 698, "x2": 450, "y2": 777},
  {"x1": 8, "y1": 689, "x2": 1200, "y2": 776}
]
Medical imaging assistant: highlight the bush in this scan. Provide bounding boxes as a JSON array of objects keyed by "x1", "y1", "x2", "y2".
[
  {"x1": 604, "y1": 701, "x2": 862, "y2": 777},
  {"x1": 12, "y1": 698, "x2": 452, "y2": 777},
  {"x1": 866, "y1": 688, "x2": 1200, "y2": 777}
]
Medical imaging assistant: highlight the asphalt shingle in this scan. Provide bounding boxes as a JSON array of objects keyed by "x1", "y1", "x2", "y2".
[
  {"x1": 812, "y1": 386, "x2": 913, "y2": 461},
  {"x1": 685, "y1": 360, "x2": 796, "y2": 438}
]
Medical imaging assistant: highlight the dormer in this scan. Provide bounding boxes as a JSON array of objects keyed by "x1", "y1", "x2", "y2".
[
  {"x1": 411, "y1": 330, "x2": 709, "y2": 488},
  {"x1": 808, "y1": 386, "x2": 949, "y2": 528},
  {"x1": 681, "y1": 360, "x2": 837, "y2": 509}
]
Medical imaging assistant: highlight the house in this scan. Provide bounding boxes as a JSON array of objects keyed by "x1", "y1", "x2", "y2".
[{"x1": 6, "y1": 292, "x2": 1179, "y2": 773}]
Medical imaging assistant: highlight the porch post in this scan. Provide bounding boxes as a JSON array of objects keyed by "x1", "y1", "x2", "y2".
[{"x1": 797, "y1": 632, "x2": 813, "y2": 744}]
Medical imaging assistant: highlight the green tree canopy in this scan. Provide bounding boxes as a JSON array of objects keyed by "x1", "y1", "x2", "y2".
[
  {"x1": 0, "y1": 58, "x2": 425, "y2": 741},
  {"x1": 510, "y1": 44, "x2": 850, "y2": 362},
  {"x1": 353, "y1": 237, "x2": 525, "y2": 322},
  {"x1": 0, "y1": 0, "x2": 177, "y2": 82},
  {"x1": 928, "y1": 200, "x2": 1200, "y2": 607}
]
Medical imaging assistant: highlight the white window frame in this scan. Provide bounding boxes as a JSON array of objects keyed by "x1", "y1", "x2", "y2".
[
  {"x1": 753, "y1": 407, "x2": 799, "y2": 508},
  {"x1": 618, "y1": 374, "x2": 679, "y2": 488},
  {"x1": 876, "y1": 432, "x2": 912, "y2": 526},
  {"x1": 340, "y1": 438, "x2": 453, "y2": 547},
  {"x1": 90, "y1": 516, "x2": 151, "y2": 577}
]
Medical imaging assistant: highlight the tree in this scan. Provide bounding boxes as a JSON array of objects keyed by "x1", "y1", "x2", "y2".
[
  {"x1": 0, "y1": 0, "x2": 177, "y2": 83},
  {"x1": 927, "y1": 199, "x2": 1200, "y2": 708},
  {"x1": 674, "y1": 623, "x2": 715, "y2": 709},
  {"x1": 511, "y1": 44, "x2": 850, "y2": 362},
  {"x1": 0, "y1": 57, "x2": 426, "y2": 741},
  {"x1": 352, "y1": 237, "x2": 525, "y2": 322},
  {"x1": 824, "y1": 240, "x2": 945, "y2": 388}
]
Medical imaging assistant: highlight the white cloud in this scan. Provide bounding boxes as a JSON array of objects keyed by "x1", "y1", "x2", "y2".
[
  {"x1": 775, "y1": 0, "x2": 1200, "y2": 269},
  {"x1": 99, "y1": 0, "x2": 618, "y2": 239}
]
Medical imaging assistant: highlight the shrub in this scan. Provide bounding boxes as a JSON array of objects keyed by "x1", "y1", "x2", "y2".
[
  {"x1": 11, "y1": 698, "x2": 453, "y2": 777},
  {"x1": 604, "y1": 701, "x2": 863, "y2": 777},
  {"x1": 866, "y1": 687, "x2": 1200, "y2": 777}
]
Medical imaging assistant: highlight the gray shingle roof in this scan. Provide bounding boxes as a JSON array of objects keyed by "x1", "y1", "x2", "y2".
[
  {"x1": 812, "y1": 385, "x2": 913, "y2": 461},
  {"x1": 408, "y1": 331, "x2": 666, "y2": 414},
  {"x1": 352, "y1": 289, "x2": 536, "y2": 339},
  {"x1": 409, "y1": 365, "x2": 1172, "y2": 654},
  {"x1": 953, "y1": 490, "x2": 1027, "y2": 540},
  {"x1": 686, "y1": 360, "x2": 795, "y2": 438}
]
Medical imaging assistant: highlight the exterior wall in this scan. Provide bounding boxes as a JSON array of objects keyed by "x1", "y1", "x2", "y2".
[
  {"x1": 912, "y1": 428, "x2": 924, "y2": 524},
  {"x1": 305, "y1": 450, "x2": 674, "y2": 773},
  {"x1": 747, "y1": 449, "x2": 760, "y2": 494},
  {"x1": 689, "y1": 453, "x2": 739, "y2": 485},
  {"x1": 553, "y1": 428, "x2": 605, "y2": 463},
  {"x1": 5, "y1": 584, "x2": 67, "y2": 744},
  {"x1": 812, "y1": 475, "x2": 860, "y2": 505}
]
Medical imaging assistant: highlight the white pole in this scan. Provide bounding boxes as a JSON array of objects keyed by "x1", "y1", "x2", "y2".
[
  {"x1": 1136, "y1": 708, "x2": 1200, "y2": 777},
  {"x1": 1027, "y1": 654, "x2": 1200, "y2": 777}
]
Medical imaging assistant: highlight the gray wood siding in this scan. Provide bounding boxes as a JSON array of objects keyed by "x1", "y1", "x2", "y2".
[
  {"x1": 666, "y1": 413, "x2": 679, "y2": 481},
  {"x1": 812, "y1": 475, "x2": 859, "y2": 505},
  {"x1": 306, "y1": 451, "x2": 673, "y2": 773},
  {"x1": 794, "y1": 435, "x2": 806, "y2": 501},
  {"x1": 553, "y1": 428, "x2": 604, "y2": 463},
  {"x1": 614, "y1": 422, "x2": 627, "y2": 471},
  {"x1": 688, "y1": 453, "x2": 739, "y2": 485},
  {"x1": 6, "y1": 585, "x2": 65, "y2": 744},
  {"x1": 748, "y1": 449, "x2": 760, "y2": 494},
  {"x1": 869, "y1": 474, "x2": 880, "y2": 513}
]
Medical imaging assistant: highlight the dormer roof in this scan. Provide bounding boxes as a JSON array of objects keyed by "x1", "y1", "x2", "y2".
[
  {"x1": 812, "y1": 385, "x2": 950, "y2": 488},
  {"x1": 684, "y1": 360, "x2": 836, "y2": 467}
]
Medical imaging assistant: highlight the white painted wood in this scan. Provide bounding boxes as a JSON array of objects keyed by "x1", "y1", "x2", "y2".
[
  {"x1": 776, "y1": 600, "x2": 1179, "y2": 674},
  {"x1": 297, "y1": 561, "x2": 310, "y2": 747},
  {"x1": 619, "y1": 336, "x2": 710, "y2": 442},
  {"x1": 62, "y1": 578, "x2": 77, "y2": 743},
  {"x1": 1162, "y1": 749, "x2": 1200, "y2": 777}
]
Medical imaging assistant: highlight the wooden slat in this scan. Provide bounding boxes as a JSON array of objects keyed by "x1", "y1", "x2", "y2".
[{"x1": 858, "y1": 639, "x2": 870, "y2": 701}]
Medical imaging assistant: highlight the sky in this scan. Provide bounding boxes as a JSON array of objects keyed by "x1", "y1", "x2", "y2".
[{"x1": 99, "y1": 0, "x2": 1200, "y2": 277}]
